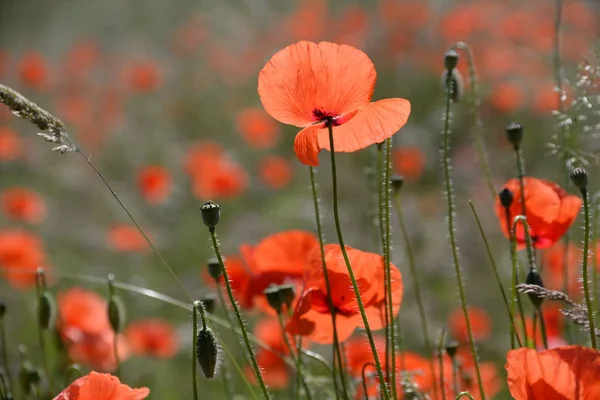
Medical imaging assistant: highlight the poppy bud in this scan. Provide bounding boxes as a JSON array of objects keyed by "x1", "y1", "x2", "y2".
[
  {"x1": 499, "y1": 188, "x2": 514, "y2": 208},
  {"x1": 506, "y1": 122, "x2": 523, "y2": 149},
  {"x1": 264, "y1": 286, "x2": 283, "y2": 313},
  {"x1": 570, "y1": 167, "x2": 588, "y2": 190},
  {"x1": 207, "y1": 257, "x2": 222, "y2": 282},
  {"x1": 444, "y1": 49, "x2": 459, "y2": 70},
  {"x1": 391, "y1": 175, "x2": 405, "y2": 192},
  {"x1": 201, "y1": 201, "x2": 220, "y2": 229},
  {"x1": 441, "y1": 69, "x2": 463, "y2": 102},
  {"x1": 37, "y1": 291, "x2": 56, "y2": 330},
  {"x1": 0, "y1": 302, "x2": 5, "y2": 319},
  {"x1": 196, "y1": 327, "x2": 220, "y2": 379},
  {"x1": 108, "y1": 295, "x2": 126, "y2": 333},
  {"x1": 199, "y1": 294, "x2": 217, "y2": 314},
  {"x1": 445, "y1": 340, "x2": 459, "y2": 359},
  {"x1": 526, "y1": 269, "x2": 545, "y2": 308},
  {"x1": 277, "y1": 284, "x2": 295, "y2": 309}
]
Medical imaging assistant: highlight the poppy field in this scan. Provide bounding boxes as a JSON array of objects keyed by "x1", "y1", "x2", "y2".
[{"x1": 1, "y1": 0, "x2": 600, "y2": 399}]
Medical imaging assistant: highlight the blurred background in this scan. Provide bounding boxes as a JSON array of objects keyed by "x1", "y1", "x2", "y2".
[{"x1": 0, "y1": 0, "x2": 599, "y2": 398}]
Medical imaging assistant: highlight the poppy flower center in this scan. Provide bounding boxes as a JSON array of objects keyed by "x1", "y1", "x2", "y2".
[{"x1": 312, "y1": 109, "x2": 342, "y2": 126}]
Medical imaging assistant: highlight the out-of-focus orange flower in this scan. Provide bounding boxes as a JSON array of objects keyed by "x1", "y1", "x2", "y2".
[
  {"x1": 1, "y1": 187, "x2": 47, "y2": 223},
  {"x1": 259, "y1": 155, "x2": 293, "y2": 190},
  {"x1": 246, "y1": 318, "x2": 292, "y2": 389},
  {"x1": 0, "y1": 51, "x2": 8, "y2": 78},
  {"x1": 137, "y1": 165, "x2": 172, "y2": 205},
  {"x1": 124, "y1": 61, "x2": 161, "y2": 93},
  {"x1": 171, "y1": 15, "x2": 207, "y2": 56},
  {"x1": 494, "y1": 178, "x2": 581, "y2": 250},
  {"x1": 63, "y1": 41, "x2": 100, "y2": 80},
  {"x1": 448, "y1": 306, "x2": 491, "y2": 343},
  {"x1": 434, "y1": 353, "x2": 500, "y2": 400},
  {"x1": 56, "y1": 95, "x2": 92, "y2": 127},
  {"x1": 0, "y1": 229, "x2": 46, "y2": 288},
  {"x1": 533, "y1": 83, "x2": 562, "y2": 114},
  {"x1": 125, "y1": 319, "x2": 179, "y2": 358},
  {"x1": 489, "y1": 82, "x2": 525, "y2": 113},
  {"x1": 332, "y1": 6, "x2": 369, "y2": 48},
  {"x1": 203, "y1": 255, "x2": 253, "y2": 307},
  {"x1": 542, "y1": 242, "x2": 581, "y2": 296},
  {"x1": 107, "y1": 224, "x2": 149, "y2": 253},
  {"x1": 287, "y1": 244, "x2": 403, "y2": 344},
  {"x1": 392, "y1": 147, "x2": 425, "y2": 182},
  {"x1": 236, "y1": 108, "x2": 280, "y2": 149},
  {"x1": 66, "y1": 330, "x2": 129, "y2": 372},
  {"x1": 18, "y1": 52, "x2": 49, "y2": 90},
  {"x1": 184, "y1": 141, "x2": 248, "y2": 200},
  {"x1": 0, "y1": 126, "x2": 21, "y2": 161},
  {"x1": 344, "y1": 335, "x2": 387, "y2": 377},
  {"x1": 258, "y1": 41, "x2": 411, "y2": 166},
  {"x1": 506, "y1": 346, "x2": 600, "y2": 399},
  {"x1": 53, "y1": 371, "x2": 149, "y2": 400}
]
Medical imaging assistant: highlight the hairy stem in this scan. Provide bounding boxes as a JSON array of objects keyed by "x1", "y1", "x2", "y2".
[{"x1": 581, "y1": 188, "x2": 597, "y2": 349}]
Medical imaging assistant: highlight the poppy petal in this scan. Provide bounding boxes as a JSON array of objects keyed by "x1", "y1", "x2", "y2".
[
  {"x1": 294, "y1": 125, "x2": 321, "y2": 166},
  {"x1": 258, "y1": 41, "x2": 376, "y2": 127}
]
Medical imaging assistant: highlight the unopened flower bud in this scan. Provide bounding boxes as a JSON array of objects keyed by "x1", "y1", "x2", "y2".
[
  {"x1": 196, "y1": 327, "x2": 220, "y2": 379},
  {"x1": 391, "y1": 175, "x2": 405, "y2": 192},
  {"x1": 506, "y1": 122, "x2": 523, "y2": 149},
  {"x1": 199, "y1": 294, "x2": 217, "y2": 314},
  {"x1": 201, "y1": 201, "x2": 220, "y2": 229},
  {"x1": 108, "y1": 296, "x2": 126, "y2": 333},
  {"x1": 570, "y1": 167, "x2": 588, "y2": 190},
  {"x1": 37, "y1": 291, "x2": 56, "y2": 330},
  {"x1": 499, "y1": 188, "x2": 514, "y2": 208},
  {"x1": 277, "y1": 284, "x2": 295, "y2": 310},
  {"x1": 207, "y1": 257, "x2": 222, "y2": 282},
  {"x1": 264, "y1": 286, "x2": 283, "y2": 313},
  {"x1": 0, "y1": 302, "x2": 6, "y2": 319},
  {"x1": 445, "y1": 340, "x2": 459, "y2": 359},
  {"x1": 525, "y1": 269, "x2": 545, "y2": 309},
  {"x1": 444, "y1": 49, "x2": 459, "y2": 70}
]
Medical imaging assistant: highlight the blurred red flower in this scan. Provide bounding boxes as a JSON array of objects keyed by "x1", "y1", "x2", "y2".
[
  {"x1": 107, "y1": 224, "x2": 149, "y2": 253},
  {"x1": 18, "y1": 52, "x2": 49, "y2": 90},
  {"x1": 125, "y1": 319, "x2": 179, "y2": 358},
  {"x1": 0, "y1": 229, "x2": 46, "y2": 288},
  {"x1": 246, "y1": 318, "x2": 292, "y2": 389},
  {"x1": 258, "y1": 41, "x2": 411, "y2": 166},
  {"x1": 433, "y1": 353, "x2": 500, "y2": 400},
  {"x1": 489, "y1": 82, "x2": 525, "y2": 113},
  {"x1": 63, "y1": 41, "x2": 100, "y2": 81},
  {"x1": 287, "y1": 244, "x2": 403, "y2": 344},
  {"x1": 506, "y1": 346, "x2": 600, "y2": 399},
  {"x1": 236, "y1": 107, "x2": 280, "y2": 149},
  {"x1": 137, "y1": 165, "x2": 172, "y2": 205},
  {"x1": 448, "y1": 306, "x2": 492, "y2": 344},
  {"x1": 542, "y1": 242, "x2": 581, "y2": 297},
  {"x1": 392, "y1": 147, "x2": 425, "y2": 182},
  {"x1": 124, "y1": 61, "x2": 161, "y2": 93},
  {"x1": 1, "y1": 187, "x2": 47, "y2": 223},
  {"x1": 0, "y1": 126, "x2": 21, "y2": 162},
  {"x1": 0, "y1": 51, "x2": 7, "y2": 78},
  {"x1": 53, "y1": 371, "x2": 149, "y2": 400},
  {"x1": 258, "y1": 155, "x2": 293, "y2": 190},
  {"x1": 494, "y1": 178, "x2": 581, "y2": 250}
]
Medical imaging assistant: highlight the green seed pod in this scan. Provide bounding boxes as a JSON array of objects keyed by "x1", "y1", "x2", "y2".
[
  {"x1": 264, "y1": 286, "x2": 282, "y2": 313},
  {"x1": 199, "y1": 294, "x2": 216, "y2": 314},
  {"x1": 444, "y1": 49, "x2": 459, "y2": 70},
  {"x1": 570, "y1": 167, "x2": 588, "y2": 190},
  {"x1": 196, "y1": 327, "x2": 220, "y2": 379},
  {"x1": 277, "y1": 284, "x2": 295, "y2": 310},
  {"x1": 207, "y1": 257, "x2": 222, "y2": 282},
  {"x1": 525, "y1": 269, "x2": 545, "y2": 309},
  {"x1": 0, "y1": 302, "x2": 6, "y2": 319},
  {"x1": 499, "y1": 188, "x2": 514, "y2": 209},
  {"x1": 108, "y1": 295, "x2": 126, "y2": 333},
  {"x1": 506, "y1": 122, "x2": 523, "y2": 149},
  {"x1": 445, "y1": 340, "x2": 459, "y2": 359},
  {"x1": 37, "y1": 291, "x2": 56, "y2": 330},
  {"x1": 201, "y1": 201, "x2": 220, "y2": 229},
  {"x1": 391, "y1": 175, "x2": 405, "y2": 192}
]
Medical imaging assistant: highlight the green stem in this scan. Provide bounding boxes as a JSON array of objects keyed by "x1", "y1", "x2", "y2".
[
  {"x1": 468, "y1": 201, "x2": 522, "y2": 347},
  {"x1": 455, "y1": 393, "x2": 475, "y2": 400},
  {"x1": 437, "y1": 330, "x2": 447, "y2": 400},
  {"x1": 276, "y1": 313, "x2": 312, "y2": 400},
  {"x1": 538, "y1": 308, "x2": 549, "y2": 349},
  {"x1": 394, "y1": 191, "x2": 437, "y2": 389},
  {"x1": 308, "y1": 166, "x2": 347, "y2": 400},
  {"x1": 34, "y1": 276, "x2": 52, "y2": 393},
  {"x1": 325, "y1": 119, "x2": 391, "y2": 400},
  {"x1": 451, "y1": 358, "x2": 459, "y2": 396},
  {"x1": 592, "y1": 196, "x2": 600, "y2": 313},
  {"x1": 192, "y1": 301, "x2": 201, "y2": 400},
  {"x1": 515, "y1": 147, "x2": 537, "y2": 273},
  {"x1": 581, "y1": 187, "x2": 597, "y2": 349},
  {"x1": 215, "y1": 285, "x2": 250, "y2": 366},
  {"x1": 511, "y1": 216, "x2": 531, "y2": 346},
  {"x1": 361, "y1": 363, "x2": 376, "y2": 400},
  {"x1": 0, "y1": 316, "x2": 12, "y2": 394},
  {"x1": 441, "y1": 67, "x2": 485, "y2": 400},
  {"x1": 113, "y1": 331, "x2": 120, "y2": 378},
  {"x1": 209, "y1": 229, "x2": 270, "y2": 399},
  {"x1": 295, "y1": 337, "x2": 302, "y2": 400}
]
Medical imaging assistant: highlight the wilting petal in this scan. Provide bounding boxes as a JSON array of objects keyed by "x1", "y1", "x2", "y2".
[{"x1": 258, "y1": 41, "x2": 376, "y2": 127}]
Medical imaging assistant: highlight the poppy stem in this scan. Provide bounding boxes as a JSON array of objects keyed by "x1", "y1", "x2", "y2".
[
  {"x1": 441, "y1": 62, "x2": 486, "y2": 400},
  {"x1": 511, "y1": 216, "x2": 532, "y2": 347},
  {"x1": 0, "y1": 309, "x2": 13, "y2": 395},
  {"x1": 308, "y1": 166, "x2": 347, "y2": 400},
  {"x1": 325, "y1": 119, "x2": 392, "y2": 400},
  {"x1": 192, "y1": 301, "x2": 200, "y2": 400},
  {"x1": 208, "y1": 228, "x2": 271, "y2": 399},
  {"x1": 514, "y1": 147, "x2": 537, "y2": 274},
  {"x1": 34, "y1": 270, "x2": 53, "y2": 394},
  {"x1": 215, "y1": 284, "x2": 251, "y2": 367},
  {"x1": 437, "y1": 329, "x2": 447, "y2": 400},
  {"x1": 469, "y1": 201, "x2": 522, "y2": 348},
  {"x1": 394, "y1": 189, "x2": 438, "y2": 391},
  {"x1": 579, "y1": 187, "x2": 597, "y2": 349},
  {"x1": 276, "y1": 313, "x2": 313, "y2": 400},
  {"x1": 455, "y1": 392, "x2": 475, "y2": 400},
  {"x1": 538, "y1": 308, "x2": 549, "y2": 349},
  {"x1": 450, "y1": 42, "x2": 495, "y2": 199},
  {"x1": 360, "y1": 362, "x2": 376, "y2": 400},
  {"x1": 592, "y1": 196, "x2": 600, "y2": 315}
]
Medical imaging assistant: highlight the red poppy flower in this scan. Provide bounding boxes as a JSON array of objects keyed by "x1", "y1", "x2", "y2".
[
  {"x1": 433, "y1": 354, "x2": 500, "y2": 400},
  {"x1": 58, "y1": 288, "x2": 110, "y2": 336},
  {"x1": 392, "y1": 147, "x2": 425, "y2": 182},
  {"x1": 494, "y1": 177, "x2": 582, "y2": 250},
  {"x1": 489, "y1": 82, "x2": 525, "y2": 113},
  {"x1": 56, "y1": 95, "x2": 92, "y2": 127},
  {"x1": 236, "y1": 108, "x2": 280, "y2": 149},
  {"x1": 258, "y1": 155, "x2": 293, "y2": 190},
  {"x1": 0, "y1": 229, "x2": 46, "y2": 288},
  {"x1": 123, "y1": 61, "x2": 161, "y2": 93},
  {"x1": 448, "y1": 306, "x2": 491, "y2": 344},
  {"x1": 65, "y1": 330, "x2": 129, "y2": 372},
  {"x1": 107, "y1": 224, "x2": 149, "y2": 253},
  {"x1": 258, "y1": 41, "x2": 411, "y2": 166},
  {"x1": 0, "y1": 126, "x2": 22, "y2": 162},
  {"x1": 287, "y1": 244, "x2": 403, "y2": 344},
  {"x1": 124, "y1": 319, "x2": 179, "y2": 358},
  {"x1": 246, "y1": 318, "x2": 292, "y2": 389},
  {"x1": 542, "y1": 242, "x2": 581, "y2": 296},
  {"x1": 506, "y1": 346, "x2": 600, "y2": 399},
  {"x1": 53, "y1": 371, "x2": 149, "y2": 400},
  {"x1": 137, "y1": 165, "x2": 172, "y2": 205},
  {"x1": 19, "y1": 52, "x2": 49, "y2": 89},
  {"x1": 1, "y1": 187, "x2": 47, "y2": 223},
  {"x1": 63, "y1": 41, "x2": 100, "y2": 80}
]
